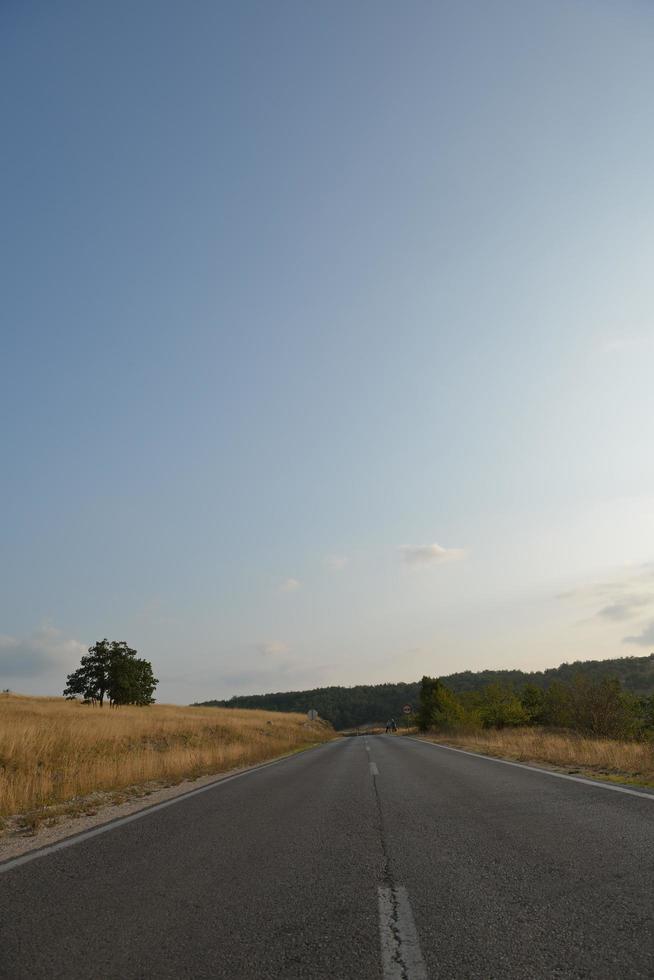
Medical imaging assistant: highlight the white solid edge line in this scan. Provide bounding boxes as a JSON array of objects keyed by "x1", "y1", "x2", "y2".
[
  {"x1": 408, "y1": 737, "x2": 654, "y2": 800},
  {"x1": 0, "y1": 741, "x2": 336, "y2": 875},
  {"x1": 370, "y1": 761, "x2": 380, "y2": 776}
]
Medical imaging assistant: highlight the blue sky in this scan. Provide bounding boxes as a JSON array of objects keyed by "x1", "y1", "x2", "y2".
[{"x1": 2, "y1": 0, "x2": 654, "y2": 703}]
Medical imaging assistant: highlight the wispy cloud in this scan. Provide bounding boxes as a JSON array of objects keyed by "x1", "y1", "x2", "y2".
[
  {"x1": 216, "y1": 661, "x2": 331, "y2": 694},
  {"x1": 400, "y1": 542, "x2": 466, "y2": 566},
  {"x1": 557, "y1": 578, "x2": 627, "y2": 601},
  {"x1": 0, "y1": 626, "x2": 86, "y2": 678},
  {"x1": 596, "y1": 595, "x2": 654, "y2": 621},
  {"x1": 557, "y1": 564, "x2": 654, "y2": 632},
  {"x1": 599, "y1": 337, "x2": 654, "y2": 355},
  {"x1": 131, "y1": 597, "x2": 181, "y2": 627},
  {"x1": 325, "y1": 555, "x2": 349, "y2": 571},
  {"x1": 279, "y1": 577, "x2": 301, "y2": 592},
  {"x1": 257, "y1": 640, "x2": 290, "y2": 657},
  {"x1": 623, "y1": 622, "x2": 654, "y2": 647}
]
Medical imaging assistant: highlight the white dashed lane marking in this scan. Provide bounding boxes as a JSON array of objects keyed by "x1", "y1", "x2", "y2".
[{"x1": 378, "y1": 885, "x2": 428, "y2": 979}]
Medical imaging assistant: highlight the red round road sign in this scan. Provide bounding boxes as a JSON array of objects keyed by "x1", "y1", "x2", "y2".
[{"x1": 402, "y1": 704, "x2": 412, "y2": 714}]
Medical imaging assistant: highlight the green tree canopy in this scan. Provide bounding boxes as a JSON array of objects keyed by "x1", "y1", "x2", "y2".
[
  {"x1": 417, "y1": 676, "x2": 476, "y2": 731},
  {"x1": 520, "y1": 684, "x2": 546, "y2": 724},
  {"x1": 108, "y1": 656, "x2": 158, "y2": 706},
  {"x1": 474, "y1": 683, "x2": 529, "y2": 729},
  {"x1": 64, "y1": 639, "x2": 158, "y2": 706}
]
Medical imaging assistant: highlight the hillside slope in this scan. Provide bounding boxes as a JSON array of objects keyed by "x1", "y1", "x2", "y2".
[{"x1": 0, "y1": 694, "x2": 333, "y2": 819}]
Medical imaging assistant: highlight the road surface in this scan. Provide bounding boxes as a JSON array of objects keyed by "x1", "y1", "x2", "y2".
[{"x1": 1, "y1": 735, "x2": 653, "y2": 979}]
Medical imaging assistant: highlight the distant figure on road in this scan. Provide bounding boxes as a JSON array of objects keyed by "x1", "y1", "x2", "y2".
[
  {"x1": 390, "y1": 718, "x2": 397, "y2": 732},
  {"x1": 385, "y1": 720, "x2": 391, "y2": 733}
]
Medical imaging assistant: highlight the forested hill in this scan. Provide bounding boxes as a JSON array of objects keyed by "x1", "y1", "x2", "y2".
[{"x1": 196, "y1": 653, "x2": 654, "y2": 730}]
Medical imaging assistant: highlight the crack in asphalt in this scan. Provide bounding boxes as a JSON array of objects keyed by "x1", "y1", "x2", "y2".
[
  {"x1": 371, "y1": 755, "x2": 411, "y2": 980},
  {"x1": 369, "y1": 740, "x2": 429, "y2": 980}
]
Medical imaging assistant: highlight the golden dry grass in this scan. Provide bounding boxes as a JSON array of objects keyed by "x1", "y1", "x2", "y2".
[
  {"x1": 426, "y1": 727, "x2": 654, "y2": 784},
  {"x1": 0, "y1": 693, "x2": 334, "y2": 818}
]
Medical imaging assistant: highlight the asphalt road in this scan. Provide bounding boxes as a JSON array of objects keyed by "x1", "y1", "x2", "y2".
[{"x1": 1, "y1": 735, "x2": 653, "y2": 979}]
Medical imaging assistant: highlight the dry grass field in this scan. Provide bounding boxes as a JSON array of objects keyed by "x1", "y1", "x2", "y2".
[
  {"x1": 0, "y1": 693, "x2": 334, "y2": 820},
  {"x1": 426, "y1": 727, "x2": 654, "y2": 785}
]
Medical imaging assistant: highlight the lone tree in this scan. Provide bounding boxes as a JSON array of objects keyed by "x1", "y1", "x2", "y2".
[{"x1": 64, "y1": 639, "x2": 158, "y2": 706}]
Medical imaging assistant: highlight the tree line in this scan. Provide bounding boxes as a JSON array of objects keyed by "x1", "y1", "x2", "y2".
[
  {"x1": 417, "y1": 673, "x2": 654, "y2": 739},
  {"x1": 195, "y1": 653, "x2": 654, "y2": 730}
]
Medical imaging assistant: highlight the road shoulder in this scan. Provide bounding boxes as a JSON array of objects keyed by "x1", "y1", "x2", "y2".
[{"x1": 409, "y1": 735, "x2": 654, "y2": 797}]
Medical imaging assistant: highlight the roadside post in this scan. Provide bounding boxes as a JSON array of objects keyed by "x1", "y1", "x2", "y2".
[{"x1": 402, "y1": 703, "x2": 412, "y2": 731}]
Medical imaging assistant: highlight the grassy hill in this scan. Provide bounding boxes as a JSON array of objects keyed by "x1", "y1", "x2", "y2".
[
  {"x1": 0, "y1": 693, "x2": 333, "y2": 820},
  {"x1": 196, "y1": 653, "x2": 654, "y2": 729}
]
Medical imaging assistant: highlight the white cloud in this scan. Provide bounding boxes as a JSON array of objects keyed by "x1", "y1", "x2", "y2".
[
  {"x1": 325, "y1": 555, "x2": 349, "y2": 571},
  {"x1": 279, "y1": 577, "x2": 301, "y2": 592},
  {"x1": 257, "y1": 640, "x2": 290, "y2": 657},
  {"x1": 0, "y1": 626, "x2": 87, "y2": 678},
  {"x1": 399, "y1": 542, "x2": 466, "y2": 566}
]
